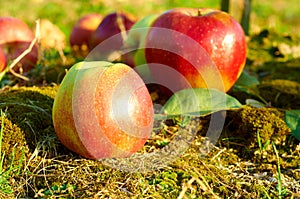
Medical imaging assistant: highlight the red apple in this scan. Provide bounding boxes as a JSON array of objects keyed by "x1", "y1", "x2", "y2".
[
  {"x1": 52, "y1": 61, "x2": 154, "y2": 159},
  {"x1": 0, "y1": 48, "x2": 7, "y2": 72},
  {"x1": 88, "y1": 12, "x2": 136, "y2": 59},
  {"x1": 145, "y1": 8, "x2": 247, "y2": 94},
  {"x1": 70, "y1": 13, "x2": 103, "y2": 57},
  {"x1": 0, "y1": 17, "x2": 38, "y2": 73}
]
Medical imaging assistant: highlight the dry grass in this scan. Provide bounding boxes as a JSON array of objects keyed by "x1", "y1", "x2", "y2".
[{"x1": 0, "y1": 85, "x2": 299, "y2": 198}]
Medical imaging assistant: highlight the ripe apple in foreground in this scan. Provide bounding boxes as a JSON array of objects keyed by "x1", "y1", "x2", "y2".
[
  {"x1": 69, "y1": 13, "x2": 103, "y2": 57},
  {"x1": 52, "y1": 61, "x2": 154, "y2": 159},
  {"x1": 89, "y1": 12, "x2": 135, "y2": 60},
  {"x1": 0, "y1": 17, "x2": 38, "y2": 73},
  {"x1": 0, "y1": 48, "x2": 7, "y2": 72},
  {"x1": 145, "y1": 8, "x2": 247, "y2": 93}
]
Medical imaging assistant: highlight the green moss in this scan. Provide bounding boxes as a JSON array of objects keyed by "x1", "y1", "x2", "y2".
[
  {"x1": 255, "y1": 58, "x2": 300, "y2": 83},
  {"x1": 222, "y1": 106, "x2": 290, "y2": 153},
  {"x1": 0, "y1": 85, "x2": 68, "y2": 168},
  {"x1": 1, "y1": 117, "x2": 28, "y2": 169},
  {"x1": 229, "y1": 77, "x2": 300, "y2": 109},
  {"x1": 0, "y1": 85, "x2": 298, "y2": 198},
  {"x1": 259, "y1": 79, "x2": 300, "y2": 109}
]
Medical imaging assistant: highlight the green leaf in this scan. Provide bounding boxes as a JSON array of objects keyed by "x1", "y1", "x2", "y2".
[
  {"x1": 0, "y1": 70, "x2": 6, "y2": 83},
  {"x1": 232, "y1": 70, "x2": 260, "y2": 93},
  {"x1": 161, "y1": 88, "x2": 242, "y2": 117},
  {"x1": 285, "y1": 110, "x2": 300, "y2": 141},
  {"x1": 245, "y1": 99, "x2": 266, "y2": 108}
]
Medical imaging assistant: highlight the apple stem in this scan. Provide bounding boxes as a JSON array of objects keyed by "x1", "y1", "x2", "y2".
[{"x1": 197, "y1": 9, "x2": 203, "y2": 16}]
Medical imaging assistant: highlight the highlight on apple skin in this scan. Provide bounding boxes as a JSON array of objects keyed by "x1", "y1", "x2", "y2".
[
  {"x1": 52, "y1": 61, "x2": 154, "y2": 159},
  {"x1": 0, "y1": 16, "x2": 38, "y2": 73},
  {"x1": 145, "y1": 8, "x2": 247, "y2": 94}
]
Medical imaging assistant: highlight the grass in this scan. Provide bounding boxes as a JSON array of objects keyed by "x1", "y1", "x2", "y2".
[
  {"x1": 272, "y1": 141, "x2": 284, "y2": 199},
  {"x1": 256, "y1": 131, "x2": 288, "y2": 198},
  {"x1": 0, "y1": 110, "x2": 12, "y2": 196},
  {"x1": 257, "y1": 131, "x2": 270, "y2": 155},
  {"x1": 0, "y1": 0, "x2": 299, "y2": 36},
  {"x1": 0, "y1": 110, "x2": 24, "y2": 197},
  {"x1": 0, "y1": 86, "x2": 298, "y2": 198}
]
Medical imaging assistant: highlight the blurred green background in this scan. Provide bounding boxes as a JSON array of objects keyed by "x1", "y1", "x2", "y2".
[{"x1": 0, "y1": 0, "x2": 299, "y2": 40}]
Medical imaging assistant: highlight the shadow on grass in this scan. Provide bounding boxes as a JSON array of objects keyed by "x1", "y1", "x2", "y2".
[{"x1": 0, "y1": 86, "x2": 76, "y2": 168}]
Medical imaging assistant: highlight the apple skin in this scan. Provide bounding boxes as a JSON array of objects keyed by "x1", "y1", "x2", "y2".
[
  {"x1": 0, "y1": 17, "x2": 38, "y2": 73},
  {"x1": 145, "y1": 8, "x2": 247, "y2": 93},
  {"x1": 122, "y1": 14, "x2": 158, "y2": 68},
  {"x1": 89, "y1": 12, "x2": 136, "y2": 54},
  {"x1": 52, "y1": 61, "x2": 154, "y2": 159},
  {"x1": 69, "y1": 13, "x2": 103, "y2": 57},
  {"x1": 0, "y1": 48, "x2": 7, "y2": 72}
]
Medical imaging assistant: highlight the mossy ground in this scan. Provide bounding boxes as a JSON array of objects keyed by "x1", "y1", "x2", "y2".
[
  {"x1": 0, "y1": 89, "x2": 299, "y2": 198},
  {"x1": 0, "y1": 23, "x2": 300, "y2": 199}
]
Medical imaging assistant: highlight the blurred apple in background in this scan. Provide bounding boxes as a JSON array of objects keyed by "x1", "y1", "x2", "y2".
[
  {"x1": 88, "y1": 12, "x2": 136, "y2": 61},
  {"x1": 0, "y1": 48, "x2": 7, "y2": 72},
  {"x1": 0, "y1": 17, "x2": 38, "y2": 73},
  {"x1": 145, "y1": 8, "x2": 247, "y2": 94},
  {"x1": 69, "y1": 13, "x2": 103, "y2": 57}
]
